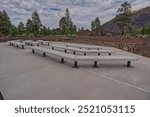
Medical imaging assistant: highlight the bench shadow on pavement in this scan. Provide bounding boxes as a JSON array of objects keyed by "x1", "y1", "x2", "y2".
[{"x1": 0, "y1": 92, "x2": 4, "y2": 100}]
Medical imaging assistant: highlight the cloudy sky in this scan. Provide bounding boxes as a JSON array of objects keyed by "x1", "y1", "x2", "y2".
[{"x1": 0, "y1": 0, "x2": 150, "y2": 29}]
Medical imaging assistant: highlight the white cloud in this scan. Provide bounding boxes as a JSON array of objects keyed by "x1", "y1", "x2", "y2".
[{"x1": 0, "y1": 0, "x2": 150, "y2": 29}]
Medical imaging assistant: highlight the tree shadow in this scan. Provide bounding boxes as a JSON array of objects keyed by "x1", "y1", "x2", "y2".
[{"x1": 0, "y1": 92, "x2": 4, "y2": 100}]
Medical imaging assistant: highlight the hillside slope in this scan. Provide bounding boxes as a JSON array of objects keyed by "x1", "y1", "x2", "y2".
[{"x1": 102, "y1": 6, "x2": 150, "y2": 34}]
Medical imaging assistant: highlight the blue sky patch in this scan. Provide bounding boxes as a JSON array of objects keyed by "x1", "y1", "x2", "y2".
[{"x1": 49, "y1": 8, "x2": 62, "y2": 11}]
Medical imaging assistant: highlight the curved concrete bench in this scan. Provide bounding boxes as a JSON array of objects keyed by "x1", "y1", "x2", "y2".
[
  {"x1": 37, "y1": 40, "x2": 50, "y2": 46},
  {"x1": 24, "y1": 40, "x2": 40, "y2": 46},
  {"x1": 9, "y1": 41, "x2": 25, "y2": 49},
  {"x1": 31, "y1": 46, "x2": 138, "y2": 68},
  {"x1": 66, "y1": 44, "x2": 102, "y2": 50},
  {"x1": 51, "y1": 45, "x2": 115, "y2": 56}
]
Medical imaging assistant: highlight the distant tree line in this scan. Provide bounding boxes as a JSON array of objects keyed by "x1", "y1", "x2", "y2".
[
  {"x1": 0, "y1": 10, "x2": 54, "y2": 37},
  {"x1": 16, "y1": 10, "x2": 59, "y2": 37},
  {"x1": 0, "y1": 8, "x2": 77, "y2": 37},
  {"x1": 0, "y1": 8, "x2": 107, "y2": 37}
]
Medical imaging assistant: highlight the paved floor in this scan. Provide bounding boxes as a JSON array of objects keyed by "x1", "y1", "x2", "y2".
[{"x1": 0, "y1": 42, "x2": 150, "y2": 100}]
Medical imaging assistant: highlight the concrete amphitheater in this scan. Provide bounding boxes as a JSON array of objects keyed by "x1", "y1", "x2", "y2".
[{"x1": 0, "y1": 41, "x2": 150, "y2": 100}]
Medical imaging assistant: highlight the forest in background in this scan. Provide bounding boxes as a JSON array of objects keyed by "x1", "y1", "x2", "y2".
[{"x1": 0, "y1": 2, "x2": 150, "y2": 37}]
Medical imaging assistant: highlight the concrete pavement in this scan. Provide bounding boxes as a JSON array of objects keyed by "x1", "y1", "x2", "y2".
[{"x1": 0, "y1": 42, "x2": 150, "y2": 100}]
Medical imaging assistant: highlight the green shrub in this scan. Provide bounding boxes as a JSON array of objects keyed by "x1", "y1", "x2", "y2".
[{"x1": 28, "y1": 33, "x2": 34, "y2": 37}]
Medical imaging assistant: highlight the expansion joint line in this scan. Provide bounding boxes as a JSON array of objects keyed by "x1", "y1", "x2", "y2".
[{"x1": 81, "y1": 68, "x2": 150, "y2": 93}]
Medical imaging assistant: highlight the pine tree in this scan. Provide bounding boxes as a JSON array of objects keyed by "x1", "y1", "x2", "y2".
[
  {"x1": 59, "y1": 17, "x2": 67, "y2": 34},
  {"x1": 47, "y1": 27, "x2": 51, "y2": 35},
  {"x1": 91, "y1": 18, "x2": 102, "y2": 35},
  {"x1": 51, "y1": 28, "x2": 56, "y2": 35},
  {"x1": 78, "y1": 28, "x2": 81, "y2": 32},
  {"x1": 73, "y1": 25, "x2": 77, "y2": 32},
  {"x1": 41, "y1": 26, "x2": 48, "y2": 36},
  {"x1": 65, "y1": 8, "x2": 73, "y2": 29},
  {"x1": 32, "y1": 10, "x2": 42, "y2": 34},
  {"x1": 91, "y1": 20, "x2": 95, "y2": 31},
  {"x1": 18, "y1": 21, "x2": 25, "y2": 35},
  {"x1": 0, "y1": 10, "x2": 12, "y2": 35},
  {"x1": 95, "y1": 17, "x2": 101, "y2": 35},
  {"x1": 59, "y1": 8, "x2": 75, "y2": 35},
  {"x1": 115, "y1": 2, "x2": 132, "y2": 35},
  {"x1": 10, "y1": 25, "x2": 18, "y2": 37},
  {"x1": 26, "y1": 19, "x2": 33, "y2": 33}
]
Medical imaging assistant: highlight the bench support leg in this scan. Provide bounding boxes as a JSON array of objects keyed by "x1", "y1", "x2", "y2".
[
  {"x1": 94, "y1": 61, "x2": 98, "y2": 68},
  {"x1": 52, "y1": 47, "x2": 54, "y2": 50},
  {"x1": 73, "y1": 51, "x2": 76, "y2": 55},
  {"x1": 48, "y1": 43, "x2": 49, "y2": 46},
  {"x1": 64, "y1": 49, "x2": 67, "y2": 53},
  {"x1": 73, "y1": 61, "x2": 79, "y2": 68},
  {"x1": 43, "y1": 53, "x2": 46, "y2": 57},
  {"x1": 32, "y1": 49, "x2": 34, "y2": 53},
  {"x1": 60, "y1": 58, "x2": 65, "y2": 63},
  {"x1": 84, "y1": 53, "x2": 86, "y2": 56},
  {"x1": 127, "y1": 61, "x2": 131, "y2": 67},
  {"x1": 109, "y1": 53, "x2": 111, "y2": 56},
  {"x1": 98, "y1": 53, "x2": 100, "y2": 56},
  {"x1": 22, "y1": 45, "x2": 24, "y2": 49}
]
